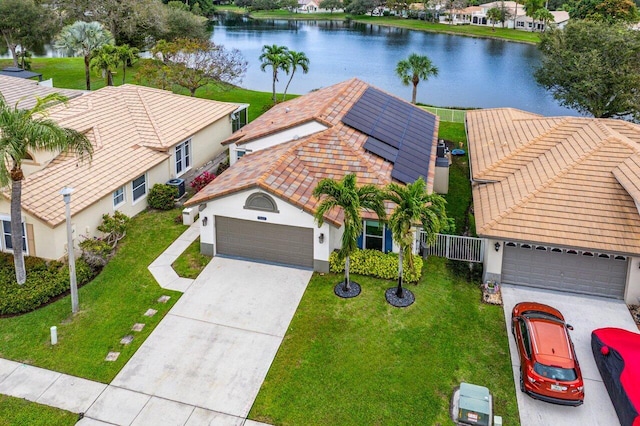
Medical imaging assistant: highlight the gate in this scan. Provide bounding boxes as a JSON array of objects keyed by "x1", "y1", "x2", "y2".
[{"x1": 420, "y1": 233, "x2": 485, "y2": 263}]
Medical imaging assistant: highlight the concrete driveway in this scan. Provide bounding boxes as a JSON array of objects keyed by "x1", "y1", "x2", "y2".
[
  {"x1": 501, "y1": 285, "x2": 638, "y2": 426},
  {"x1": 84, "y1": 257, "x2": 312, "y2": 425}
]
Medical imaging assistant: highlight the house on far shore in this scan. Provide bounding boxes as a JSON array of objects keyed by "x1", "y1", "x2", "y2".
[
  {"x1": 467, "y1": 108, "x2": 640, "y2": 304},
  {"x1": 0, "y1": 81, "x2": 246, "y2": 261},
  {"x1": 185, "y1": 78, "x2": 450, "y2": 272}
]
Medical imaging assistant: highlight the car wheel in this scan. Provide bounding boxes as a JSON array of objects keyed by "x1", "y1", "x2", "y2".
[{"x1": 519, "y1": 373, "x2": 525, "y2": 392}]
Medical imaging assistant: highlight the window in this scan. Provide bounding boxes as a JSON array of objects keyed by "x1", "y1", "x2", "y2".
[
  {"x1": 2, "y1": 220, "x2": 26, "y2": 252},
  {"x1": 232, "y1": 107, "x2": 248, "y2": 132},
  {"x1": 132, "y1": 174, "x2": 147, "y2": 202},
  {"x1": 519, "y1": 320, "x2": 531, "y2": 358},
  {"x1": 244, "y1": 192, "x2": 279, "y2": 213},
  {"x1": 113, "y1": 186, "x2": 125, "y2": 208},
  {"x1": 175, "y1": 139, "x2": 191, "y2": 176},
  {"x1": 363, "y1": 220, "x2": 384, "y2": 251}
]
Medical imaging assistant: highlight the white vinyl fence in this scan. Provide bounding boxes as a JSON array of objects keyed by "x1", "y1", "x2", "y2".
[{"x1": 420, "y1": 233, "x2": 485, "y2": 263}]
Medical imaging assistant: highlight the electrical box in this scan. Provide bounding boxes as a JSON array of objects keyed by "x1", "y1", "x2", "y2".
[{"x1": 458, "y1": 382, "x2": 491, "y2": 426}]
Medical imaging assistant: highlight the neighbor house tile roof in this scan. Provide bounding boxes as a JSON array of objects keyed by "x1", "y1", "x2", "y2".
[
  {"x1": 0, "y1": 75, "x2": 84, "y2": 110},
  {"x1": 467, "y1": 108, "x2": 640, "y2": 255},
  {"x1": 11, "y1": 84, "x2": 239, "y2": 226},
  {"x1": 187, "y1": 79, "x2": 437, "y2": 226}
]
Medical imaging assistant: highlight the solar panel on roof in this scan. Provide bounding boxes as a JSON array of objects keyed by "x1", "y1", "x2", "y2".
[{"x1": 342, "y1": 87, "x2": 437, "y2": 184}]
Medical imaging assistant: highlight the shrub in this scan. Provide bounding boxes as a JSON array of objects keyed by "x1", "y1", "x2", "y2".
[
  {"x1": 0, "y1": 253, "x2": 95, "y2": 316},
  {"x1": 329, "y1": 249, "x2": 423, "y2": 283},
  {"x1": 98, "y1": 211, "x2": 130, "y2": 247},
  {"x1": 448, "y1": 259, "x2": 484, "y2": 283},
  {"x1": 190, "y1": 171, "x2": 216, "y2": 193},
  {"x1": 216, "y1": 158, "x2": 230, "y2": 175},
  {"x1": 79, "y1": 237, "x2": 113, "y2": 269},
  {"x1": 148, "y1": 184, "x2": 178, "y2": 210}
]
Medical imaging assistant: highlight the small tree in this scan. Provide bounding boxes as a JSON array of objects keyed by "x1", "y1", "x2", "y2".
[
  {"x1": 116, "y1": 44, "x2": 140, "y2": 85},
  {"x1": 313, "y1": 174, "x2": 386, "y2": 297},
  {"x1": 282, "y1": 50, "x2": 310, "y2": 101},
  {"x1": 260, "y1": 44, "x2": 290, "y2": 104},
  {"x1": 486, "y1": 7, "x2": 503, "y2": 31},
  {"x1": 320, "y1": 0, "x2": 343, "y2": 12},
  {"x1": 90, "y1": 44, "x2": 120, "y2": 86},
  {"x1": 98, "y1": 211, "x2": 130, "y2": 248},
  {"x1": 396, "y1": 53, "x2": 439, "y2": 104}
]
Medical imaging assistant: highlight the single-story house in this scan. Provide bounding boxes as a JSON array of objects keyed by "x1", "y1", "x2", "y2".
[
  {"x1": 185, "y1": 78, "x2": 447, "y2": 272},
  {"x1": 0, "y1": 74, "x2": 84, "y2": 110},
  {"x1": 515, "y1": 11, "x2": 569, "y2": 31},
  {"x1": 467, "y1": 108, "x2": 640, "y2": 304},
  {"x1": 0, "y1": 83, "x2": 246, "y2": 260}
]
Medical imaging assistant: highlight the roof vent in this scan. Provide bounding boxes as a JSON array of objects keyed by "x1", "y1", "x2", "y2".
[{"x1": 285, "y1": 107, "x2": 290, "y2": 113}]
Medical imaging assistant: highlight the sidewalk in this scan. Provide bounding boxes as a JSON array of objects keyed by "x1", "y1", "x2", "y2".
[{"x1": 0, "y1": 222, "x2": 275, "y2": 426}]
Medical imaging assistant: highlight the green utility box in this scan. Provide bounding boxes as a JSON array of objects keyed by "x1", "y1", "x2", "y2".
[{"x1": 458, "y1": 382, "x2": 491, "y2": 426}]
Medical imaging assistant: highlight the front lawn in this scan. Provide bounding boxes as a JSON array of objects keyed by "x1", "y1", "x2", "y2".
[
  {"x1": 250, "y1": 257, "x2": 519, "y2": 425},
  {"x1": 0, "y1": 209, "x2": 185, "y2": 383},
  {"x1": 0, "y1": 395, "x2": 76, "y2": 426}
]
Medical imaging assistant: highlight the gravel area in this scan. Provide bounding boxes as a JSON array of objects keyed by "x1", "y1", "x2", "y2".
[
  {"x1": 334, "y1": 281, "x2": 361, "y2": 298},
  {"x1": 385, "y1": 287, "x2": 415, "y2": 307}
]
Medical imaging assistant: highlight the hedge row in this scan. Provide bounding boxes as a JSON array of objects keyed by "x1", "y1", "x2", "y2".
[
  {"x1": 0, "y1": 253, "x2": 94, "y2": 316},
  {"x1": 329, "y1": 249, "x2": 423, "y2": 283}
]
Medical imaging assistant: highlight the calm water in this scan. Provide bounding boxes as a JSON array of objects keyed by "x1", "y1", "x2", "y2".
[{"x1": 213, "y1": 16, "x2": 577, "y2": 116}]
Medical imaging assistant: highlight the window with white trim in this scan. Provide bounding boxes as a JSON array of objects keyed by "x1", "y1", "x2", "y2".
[
  {"x1": 175, "y1": 139, "x2": 191, "y2": 176},
  {"x1": 2, "y1": 220, "x2": 27, "y2": 253},
  {"x1": 113, "y1": 186, "x2": 125, "y2": 208},
  {"x1": 363, "y1": 220, "x2": 384, "y2": 251},
  {"x1": 132, "y1": 174, "x2": 147, "y2": 202}
]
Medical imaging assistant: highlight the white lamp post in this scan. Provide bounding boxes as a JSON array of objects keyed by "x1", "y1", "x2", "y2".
[{"x1": 60, "y1": 187, "x2": 78, "y2": 314}]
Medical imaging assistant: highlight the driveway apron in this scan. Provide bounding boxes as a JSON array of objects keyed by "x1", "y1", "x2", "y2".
[
  {"x1": 501, "y1": 285, "x2": 638, "y2": 426},
  {"x1": 86, "y1": 257, "x2": 312, "y2": 424}
]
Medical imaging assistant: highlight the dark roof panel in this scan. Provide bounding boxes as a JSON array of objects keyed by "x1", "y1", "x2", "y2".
[{"x1": 342, "y1": 87, "x2": 437, "y2": 184}]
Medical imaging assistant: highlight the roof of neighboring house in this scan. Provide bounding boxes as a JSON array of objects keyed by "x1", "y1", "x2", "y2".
[
  {"x1": 11, "y1": 84, "x2": 238, "y2": 227},
  {"x1": 187, "y1": 78, "x2": 439, "y2": 226},
  {"x1": 0, "y1": 67, "x2": 42, "y2": 81},
  {"x1": 467, "y1": 108, "x2": 640, "y2": 255},
  {"x1": 0, "y1": 75, "x2": 84, "y2": 110}
]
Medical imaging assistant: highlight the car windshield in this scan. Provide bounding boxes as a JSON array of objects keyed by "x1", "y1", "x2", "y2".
[
  {"x1": 524, "y1": 311, "x2": 562, "y2": 323},
  {"x1": 534, "y1": 362, "x2": 577, "y2": 381}
]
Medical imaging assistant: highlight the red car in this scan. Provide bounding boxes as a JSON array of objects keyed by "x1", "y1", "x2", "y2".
[{"x1": 511, "y1": 302, "x2": 584, "y2": 406}]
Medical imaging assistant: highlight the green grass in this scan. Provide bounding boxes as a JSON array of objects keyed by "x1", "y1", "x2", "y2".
[
  {"x1": 0, "y1": 209, "x2": 186, "y2": 383},
  {"x1": 249, "y1": 258, "x2": 519, "y2": 425},
  {"x1": 423, "y1": 106, "x2": 466, "y2": 123},
  {"x1": 172, "y1": 237, "x2": 212, "y2": 279},
  {"x1": 0, "y1": 395, "x2": 77, "y2": 426}
]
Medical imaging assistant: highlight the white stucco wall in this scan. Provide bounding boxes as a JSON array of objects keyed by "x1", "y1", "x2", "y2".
[
  {"x1": 483, "y1": 238, "x2": 503, "y2": 282},
  {"x1": 625, "y1": 257, "x2": 640, "y2": 305},
  {"x1": 228, "y1": 121, "x2": 328, "y2": 165},
  {"x1": 198, "y1": 188, "x2": 334, "y2": 268}
]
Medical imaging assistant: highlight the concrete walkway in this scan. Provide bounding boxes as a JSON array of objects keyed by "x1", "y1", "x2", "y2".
[{"x1": 0, "y1": 222, "x2": 309, "y2": 425}]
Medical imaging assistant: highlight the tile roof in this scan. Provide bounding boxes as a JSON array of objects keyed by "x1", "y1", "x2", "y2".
[
  {"x1": 10, "y1": 84, "x2": 239, "y2": 226},
  {"x1": 467, "y1": 108, "x2": 640, "y2": 255},
  {"x1": 187, "y1": 79, "x2": 438, "y2": 226},
  {"x1": 0, "y1": 75, "x2": 84, "y2": 110}
]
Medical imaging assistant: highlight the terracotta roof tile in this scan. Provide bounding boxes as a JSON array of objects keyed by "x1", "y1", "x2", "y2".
[{"x1": 468, "y1": 108, "x2": 640, "y2": 254}]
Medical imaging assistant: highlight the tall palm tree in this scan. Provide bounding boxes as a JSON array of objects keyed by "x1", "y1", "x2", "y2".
[
  {"x1": 385, "y1": 178, "x2": 448, "y2": 300},
  {"x1": 116, "y1": 44, "x2": 140, "y2": 85},
  {"x1": 396, "y1": 53, "x2": 439, "y2": 104},
  {"x1": 282, "y1": 50, "x2": 310, "y2": 102},
  {"x1": 313, "y1": 174, "x2": 386, "y2": 296},
  {"x1": 54, "y1": 21, "x2": 114, "y2": 90},
  {"x1": 259, "y1": 44, "x2": 289, "y2": 104},
  {"x1": 0, "y1": 94, "x2": 93, "y2": 284},
  {"x1": 90, "y1": 44, "x2": 119, "y2": 86}
]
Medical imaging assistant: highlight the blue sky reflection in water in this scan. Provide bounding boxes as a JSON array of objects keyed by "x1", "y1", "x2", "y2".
[{"x1": 212, "y1": 17, "x2": 578, "y2": 116}]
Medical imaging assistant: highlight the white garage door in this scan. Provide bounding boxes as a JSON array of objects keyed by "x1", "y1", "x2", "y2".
[
  {"x1": 501, "y1": 242, "x2": 628, "y2": 299},
  {"x1": 215, "y1": 216, "x2": 314, "y2": 269}
]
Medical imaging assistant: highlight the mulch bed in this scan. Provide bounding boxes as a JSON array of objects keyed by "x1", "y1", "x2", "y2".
[
  {"x1": 385, "y1": 287, "x2": 415, "y2": 307},
  {"x1": 628, "y1": 305, "x2": 640, "y2": 330},
  {"x1": 334, "y1": 281, "x2": 361, "y2": 298}
]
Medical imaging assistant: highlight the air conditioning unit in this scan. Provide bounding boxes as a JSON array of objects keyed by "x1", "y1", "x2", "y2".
[{"x1": 166, "y1": 178, "x2": 185, "y2": 199}]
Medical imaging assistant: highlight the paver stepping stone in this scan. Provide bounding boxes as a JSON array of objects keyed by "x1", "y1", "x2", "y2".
[
  {"x1": 105, "y1": 352, "x2": 120, "y2": 362},
  {"x1": 131, "y1": 323, "x2": 145, "y2": 332},
  {"x1": 157, "y1": 295, "x2": 171, "y2": 303},
  {"x1": 144, "y1": 309, "x2": 157, "y2": 317},
  {"x1": 120, "y1": 335, "x2": 134, "y2": 345}
]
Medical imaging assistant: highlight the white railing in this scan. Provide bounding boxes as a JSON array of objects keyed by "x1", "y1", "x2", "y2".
[{"x1": 420, "y1": 233, "x2": 485, "y2": 263}]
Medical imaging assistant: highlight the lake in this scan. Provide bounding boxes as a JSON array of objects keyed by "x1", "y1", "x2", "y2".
[{"x1": 212, "y1": 16, "x2": 577, "y2": 116}]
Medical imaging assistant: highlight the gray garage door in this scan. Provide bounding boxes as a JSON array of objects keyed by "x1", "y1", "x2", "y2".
[
  {"x1": 215, "y1": 216, "x2": 314, "y2": 269},
  {"x1": 501, "y1": 242, "x2": 628, "y2": 299}
]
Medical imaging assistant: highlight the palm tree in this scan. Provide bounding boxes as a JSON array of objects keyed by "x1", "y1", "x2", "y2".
[
  {"x1": 90, "y1": 44, "x2": 119, "y2": 86},
  {"x1": 282, "y1": 50, "x2": 310, "y2": 102},
  {"x1": 313, "y1": 174, "x2": 386, "y2": 297},
  {"x1": 259, "y1": 44, "x2": 289, "y2": 104},
  {"x1": 0, "y1": 94, "x2": 93, "y2": 284},
  {"x1": 116, "y1": 44, "x2": 140, "y2": 85},
  {"x1": 54, "y1": 21, "x2": 115, "y2": 90},
  {"x1": 385, "y1": 178, "x2": 448, "y2": 301},
  {"x1": 396, "y1": 53, "x2": 439, "y2": 104}
]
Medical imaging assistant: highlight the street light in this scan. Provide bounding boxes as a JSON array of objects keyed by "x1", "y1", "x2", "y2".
[{"x1": 60, "y1": 187, "x2": 78, "y2": 314}]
